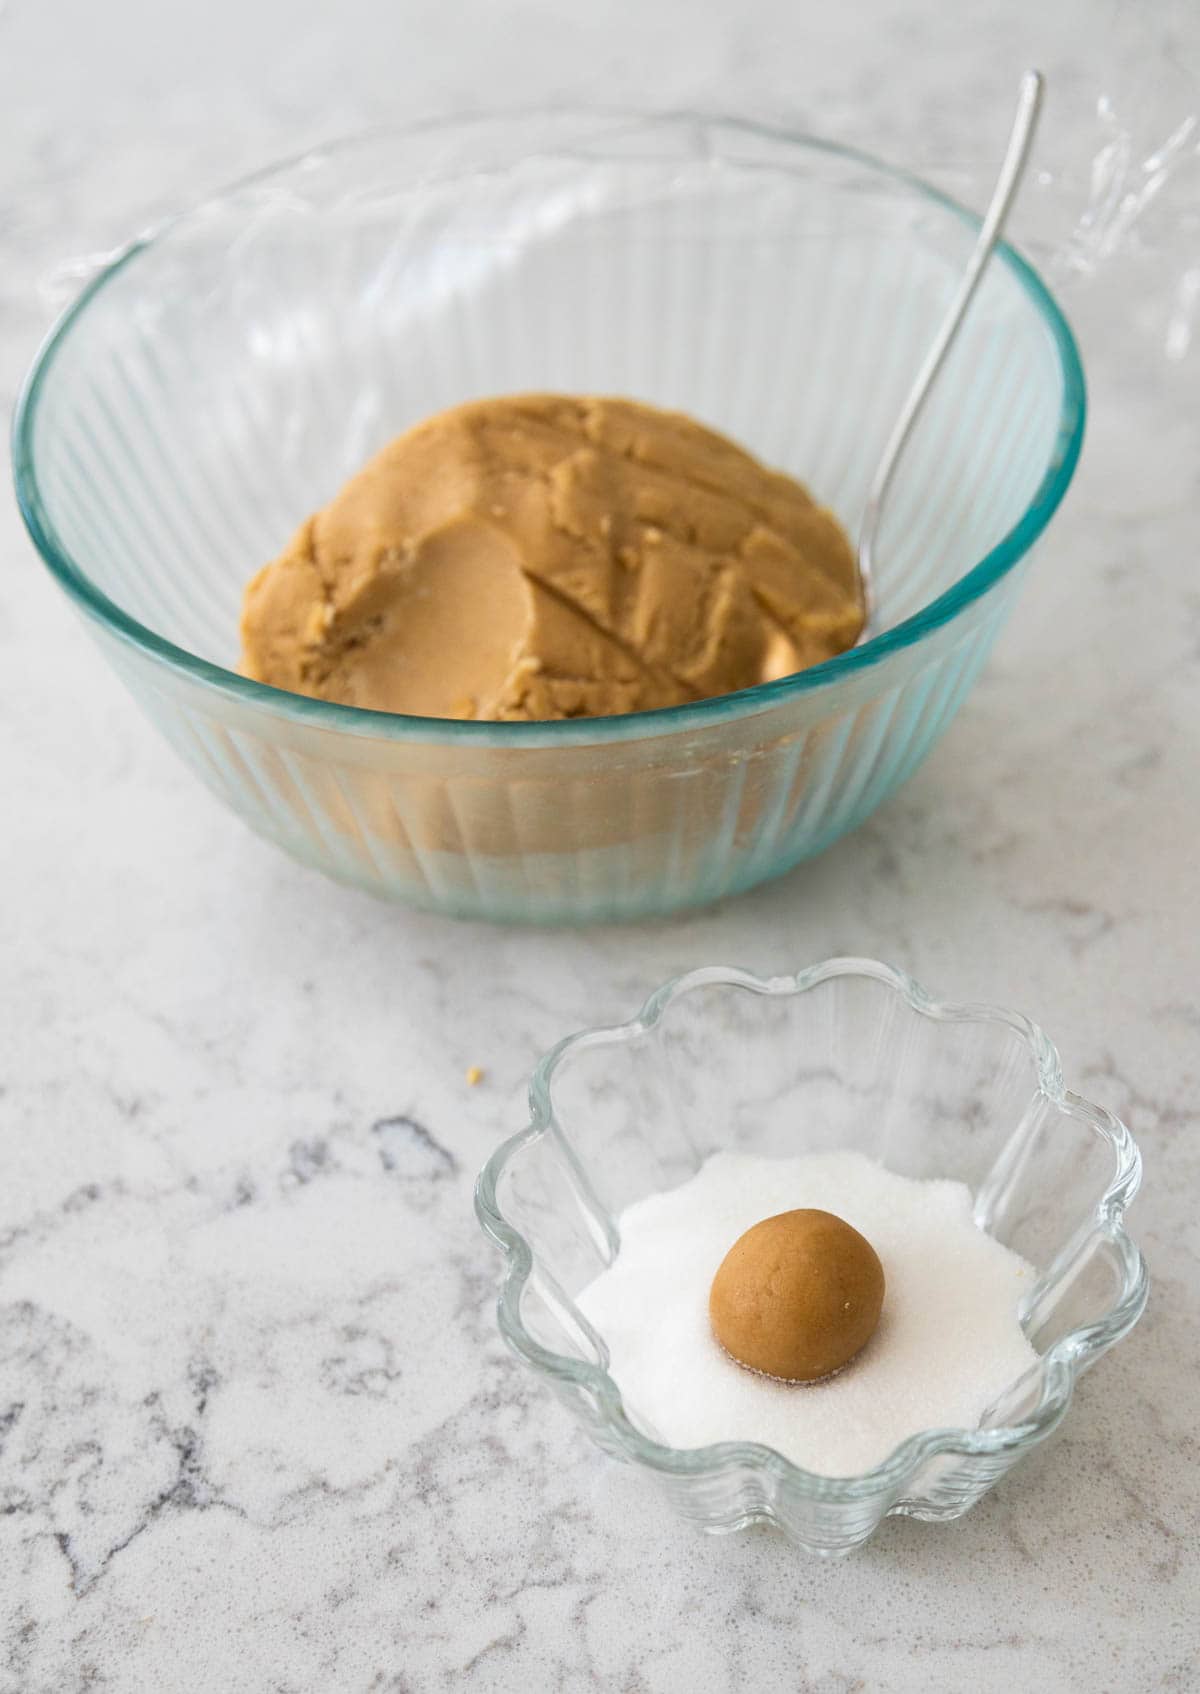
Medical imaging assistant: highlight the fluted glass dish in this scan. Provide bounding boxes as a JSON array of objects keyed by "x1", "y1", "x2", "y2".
[
  {"x1": 14, "y1": 114, "x2": 1085, "y2": 923},
  {"x1": 476, "y1": 959, "x2": 1147, "y2": 1553}
]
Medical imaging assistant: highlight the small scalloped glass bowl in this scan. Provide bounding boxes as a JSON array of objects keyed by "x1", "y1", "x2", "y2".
[
  {"x1": 13, "y1": 112, "x2": 1085, "y2": 923},
  {"x1": 476, "y1": 958, "x2": 1147, "y2": 1554}
]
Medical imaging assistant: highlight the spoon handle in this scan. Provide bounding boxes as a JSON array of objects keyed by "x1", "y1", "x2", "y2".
[{"x1": 858, "y1": 69, "x2": 1045, "y2": 628}]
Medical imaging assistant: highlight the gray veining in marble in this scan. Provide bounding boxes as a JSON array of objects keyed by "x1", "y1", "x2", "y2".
[{"x1": 2, "y1": 1, "x2": 1198, "y2": 1689}]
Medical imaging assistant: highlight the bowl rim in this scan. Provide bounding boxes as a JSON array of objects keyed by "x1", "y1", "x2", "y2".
[
  {"x1": 12, "y1": 109, "x2": 1086, "y2": 748},
  {"x1": 475, "y1": 956, "x2": 1148, "y2": 1500}
]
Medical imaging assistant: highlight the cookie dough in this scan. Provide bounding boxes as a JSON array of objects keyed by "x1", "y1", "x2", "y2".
[
  {"x1": 709, "y1": 1208, "x2": 885, "y2": 1384},
  {"x1": 240, "y1": 395, "x2": 863, "y2": 721}
]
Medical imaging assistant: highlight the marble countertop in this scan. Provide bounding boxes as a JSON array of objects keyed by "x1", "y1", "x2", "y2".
[{"x1": 2, "y1": 1, "x2": 1197, "y2": 1689}]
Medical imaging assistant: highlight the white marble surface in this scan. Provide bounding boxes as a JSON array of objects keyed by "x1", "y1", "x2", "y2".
[{"x1": 2, "y1": 2, "x2": 1198, "y2": 1689}]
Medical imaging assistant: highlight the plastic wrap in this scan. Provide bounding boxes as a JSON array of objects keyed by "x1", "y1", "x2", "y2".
[
  {"x1": 1047, "y1": 0, "x2": 1200, "y2": 360},
  {"x1": 38, "y1": 4, "x2": 1200, "y2": 360}
]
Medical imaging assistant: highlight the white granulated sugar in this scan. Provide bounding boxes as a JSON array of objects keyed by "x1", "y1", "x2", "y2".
[{"x1": 576, "y1": 1150, "x2": 1039, "y2": 1476}]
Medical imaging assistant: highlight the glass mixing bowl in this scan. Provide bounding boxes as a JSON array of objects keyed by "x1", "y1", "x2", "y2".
[
  {"x1": 13, "y1": 113, "x2": 1085, "y2": 923},
  {"x1": 476, "y1": 959, "x2": 1147, "y2": 1553}
]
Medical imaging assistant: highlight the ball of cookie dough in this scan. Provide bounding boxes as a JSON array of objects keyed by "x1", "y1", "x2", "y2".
[{"x1": 709, "y1": 1208, "x2": 885, "y2": 1383}]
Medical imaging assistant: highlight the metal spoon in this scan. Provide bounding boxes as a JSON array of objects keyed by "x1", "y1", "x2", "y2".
[{"x1": 856, "y1": 69, "x2": 1045, "y2": 637}]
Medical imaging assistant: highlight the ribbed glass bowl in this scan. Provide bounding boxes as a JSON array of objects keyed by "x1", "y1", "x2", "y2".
[
  {"x1": 476, "y1": 959, "x2": 1147, "y2": 1554},
  {"x1": 14, "y1": 113, "x2": 1085, "y2": 924}
]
